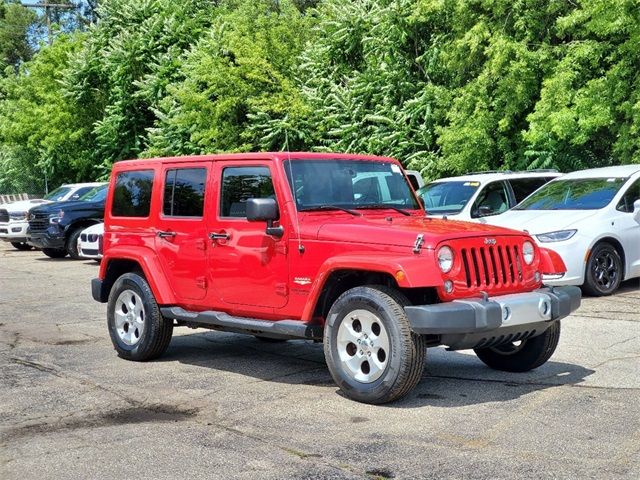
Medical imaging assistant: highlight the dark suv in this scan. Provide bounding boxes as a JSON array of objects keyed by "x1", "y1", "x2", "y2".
[{"x1": 28, "y1": 184, "x2": 108, "y2": 259}]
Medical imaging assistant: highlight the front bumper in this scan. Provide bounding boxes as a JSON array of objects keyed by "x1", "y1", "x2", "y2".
[
  {"x1": 405, "y1": 286, "x2": 581, "y2": 350},
  {"x1": 28, "y1": 227, "x2": 65, "y2": 250},
  {"x1": 0, "y1": 221, "x2": 29, "y2": 242}
]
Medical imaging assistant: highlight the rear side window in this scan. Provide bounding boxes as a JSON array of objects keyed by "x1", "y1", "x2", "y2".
[
  {"x1": 163, "y1": 168, "x2": 207, "y2": 217},
  {"x1": 509, "y1": 178, "x2": 552, "y2": 203},
  {"x1": 220, "y1": 166, "x2": 275, "y2": 218},
  {"x1": 112, "y1": 170, "x2": 154, "y2": 217}
]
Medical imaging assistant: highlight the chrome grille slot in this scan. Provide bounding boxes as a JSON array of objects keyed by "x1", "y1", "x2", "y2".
[{"x1": 456, "y1": 240, "x2": 525, "y2": 291}]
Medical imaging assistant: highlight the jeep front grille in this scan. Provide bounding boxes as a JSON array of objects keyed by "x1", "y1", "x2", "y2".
[
  {"x1": 0, "y1": 209, "x2": 8, "y2": 223},
  {"x1": 28, "y1": 212, "x2": 50, "y2": 233},
  {"x1": 460, "y1": 244, "x2": 523, "y2": 288}
]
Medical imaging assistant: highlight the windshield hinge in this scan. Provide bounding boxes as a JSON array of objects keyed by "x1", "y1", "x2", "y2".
[{"x1": 413, "y1": 234, "x2": 424, "y2": 254}]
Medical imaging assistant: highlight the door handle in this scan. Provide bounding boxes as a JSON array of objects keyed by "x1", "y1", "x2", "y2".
[
  {"x1": 209, "y1": 232, "x2": 230, "y2": 241},
  {"x1": 157, "y1": 231, "x2": 177, "y2": 239}
]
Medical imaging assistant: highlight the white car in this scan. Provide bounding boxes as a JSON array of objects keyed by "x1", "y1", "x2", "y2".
[
  {"x1": 0, "y1": 182, "x2": 105, "y2": 250},
  {"x1": 416, "y1": 170, "x2": 561, "y2": 222},
  {"x1": 489, "y1": 165, "x2": 640, "y2": 296},
  {"x1": 77, "y1": 223, "x2": 104, "y2": 260}
]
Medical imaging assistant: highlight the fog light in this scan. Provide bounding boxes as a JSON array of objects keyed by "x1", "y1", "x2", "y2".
[
  {"x1": 444, "y1": 280, "x2": 454, "y2": 293},
  {"x1": 502, "y1": 306, "x2": 511, "y2": 322},
  {"x1": 534, "y1": 271, "x2": 541, "y2": 282}
]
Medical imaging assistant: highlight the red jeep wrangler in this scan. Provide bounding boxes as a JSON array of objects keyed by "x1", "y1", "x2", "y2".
[{"x1": 92, "y1": 153, "x2": 580, "y2": 404}]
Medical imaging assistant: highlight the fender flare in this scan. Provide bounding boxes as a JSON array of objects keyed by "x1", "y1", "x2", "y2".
[
  {"x1": 301, "y1": 252, "x2": 440, "y2": 321},
  {"x1": 99, "y1": 246, "x2": 176, "y2": 305}
]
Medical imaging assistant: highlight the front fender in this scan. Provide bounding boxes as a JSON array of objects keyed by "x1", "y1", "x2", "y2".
[
  {"x1": 301, "y1": 252, "x2": 439, "y2": 321},
  {"x1": 99, "y1": 246, "x2": 176, "y2": 305},
  {"x1": 538, "y1": 247, "x2": 567, "y2": 275}
]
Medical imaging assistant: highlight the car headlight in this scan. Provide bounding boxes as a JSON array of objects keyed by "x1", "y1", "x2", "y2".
[
  {"x1": 9, "y1": 211, "x2": 27, "y2": 220},
  {"x1": 437, "y1": 246, "x2": 454, "y2": 273},
  {"x1": 522, "y1": 241, "x2": 535, "y2": 265},
  {"x1": 49, "y1": 210, "x2": 64, "y2": 224},
  {"x1": 535, "y1": 229, "x2": 577, "y2": 243}
]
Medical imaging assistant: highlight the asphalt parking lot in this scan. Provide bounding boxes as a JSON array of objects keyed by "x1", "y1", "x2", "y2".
[{"x1": 1, "y1": 243, "x2": 639, "y2": 479}]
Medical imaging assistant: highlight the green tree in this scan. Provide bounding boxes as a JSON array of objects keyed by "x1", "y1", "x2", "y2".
[
  {"x1": 0, "y1": 1, "x2": 37, "y2": 74},
  {"x1": 146, "y1": 0, "x2": 313, "y2": 156}
]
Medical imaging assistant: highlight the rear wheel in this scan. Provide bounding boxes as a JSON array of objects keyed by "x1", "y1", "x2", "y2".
[
  {"x1": 42, "y1": 248, "x2": 67, "y2": 258},
  {"x1": 11, "y1": 242, "x2": 32, "y2": 251},
  {"x1": 107, "y1": 273, "x2": 173, "y2": 361},
  {"x1": 583, "y1": 242, "x2": 622, "y2": 296},
  {"x1": 474, "y1": 321, "x2": 561, "y2": 372},
  {"x1": 324, "y1": 285, "x2": 426, "y2": 404}
]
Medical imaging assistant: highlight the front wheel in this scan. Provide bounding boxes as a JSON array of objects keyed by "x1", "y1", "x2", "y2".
[
  {"x1": 11, "y1": 242, "x2": 32, "y2": 251},
  {"x1": 107, "y1": 272, "x2": 173, "y2": 361},
  {"x1": 583, "y1": 242, "x2": 623, "y2": 296},
  {"x1": 324, "y1": 286, "x2": 426, "y2": 404},
  {"x1": 66, "y1": 227, "x2": 84, "y2": 259},
  {"x1": 474, "y1": 321, "x2": 561, "y2": 372}
]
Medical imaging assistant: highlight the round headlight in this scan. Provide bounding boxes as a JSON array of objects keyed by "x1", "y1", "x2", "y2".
[
  {"x1": 437, "y1": 246, "x2": 454, "y2": 273},
  {"x1": 522, "y1": 241, "x2": 535, "y2": 265}
]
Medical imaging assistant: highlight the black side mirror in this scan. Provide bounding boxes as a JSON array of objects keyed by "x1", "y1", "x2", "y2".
[
  {"x1": 246, "y1": 198, "x2": 284, "y2": 238},
  {"x1": 474, "y1": 205, "x2": 493, "y2": 218}
]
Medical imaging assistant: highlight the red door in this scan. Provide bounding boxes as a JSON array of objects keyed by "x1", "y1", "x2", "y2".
[
  {"x1": 207, "y1": 161, "x2": 289, "y2": 308},
  {"x1": 154, "y1": 162, "x2": 211, "y2": 302}
]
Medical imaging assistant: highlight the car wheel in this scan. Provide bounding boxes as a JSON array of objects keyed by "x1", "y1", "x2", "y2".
[
  {"x1": 42, "y1": 248, "x2": 67, "y2": 258},
  {"x1": 474, "y1": 321, "x2": 560, "y2": 372},
  {"x1": 583, "y1": 242, "x2": 623, "y2": 296},
  {"x1": 11, "y1": 242, "x2": 32, "y2": 251},
  {"x1": 107, "y1": 272, "x2": 173, "y2": 361},
  {"x1": 324, "y1": 285, "x2": 426, "y2": 404},
  {"x1": 66, "y1": 227, "x2": 84, "y2": 260}
]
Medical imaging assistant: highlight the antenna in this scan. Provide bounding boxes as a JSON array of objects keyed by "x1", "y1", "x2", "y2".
[{"x1": 284, "y1": 131, "x2": 303, "y2": 253}]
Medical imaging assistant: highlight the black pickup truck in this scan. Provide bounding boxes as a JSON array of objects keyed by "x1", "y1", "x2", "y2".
[{"x1": 28, "y1": 184, "x2": 107, "y2": 259}]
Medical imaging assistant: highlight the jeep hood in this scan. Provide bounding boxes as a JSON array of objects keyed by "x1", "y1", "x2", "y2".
[
  {"x1": 304, "y1": 214, "x2": 527, "y2": 249},
  {"x1": 487, "y1": 209, "x2": 600, "y2": 235}
]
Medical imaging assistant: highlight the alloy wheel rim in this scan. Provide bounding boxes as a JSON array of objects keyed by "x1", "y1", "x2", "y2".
[
  {"x1": 114, "y1": 289, "x2": 145, "y2": 346},
  {"x1": 336, "y1": 309, "x2": 390, "y2": 383},
  {"x1": 592, "y1": 251, "x2": 618, "y2": 291}
]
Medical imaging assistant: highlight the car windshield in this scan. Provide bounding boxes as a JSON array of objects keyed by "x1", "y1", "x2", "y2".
[
  {"x1": 44, "y1": 186, "x2": 71, "y2": 201},
  {"x1": 79, "y1": 185, "x2": 108, "y2": 202},
  {"x1": 514, "y1": 178, "x2": 627, "y2": 210},
  {"x1": 417, "y1": 181, "x2": 480, "y2": 214},
  {"x1": 284, "y1": 159, "x2": 420, "y2": 211}
]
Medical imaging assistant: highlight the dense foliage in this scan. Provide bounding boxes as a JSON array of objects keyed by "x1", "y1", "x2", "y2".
[{"x1": 0, "y1": 0, "x2": 639, "y2": 193}]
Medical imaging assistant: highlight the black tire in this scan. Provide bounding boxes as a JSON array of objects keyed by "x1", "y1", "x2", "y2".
[
  {"x1": 11, "y1": 242, "x2": 32, "y2": 251},
  {"x1": 474, "y1": 321, "x2": 561, "y2": 372},
  {"x1": 583, "y1": 242, "x2": 623, "y2": 296},
  {"x1": 324, "y1": 285, "x2": 426, "y2": 404},
  {"x1": 42, "y1": 248, "x2": 67, "y2": 258},
  {"x1": 254, "y1": 335, "x2": 288, "y2": 343},
  {"x1": 66, "y1": 227, "x2": 84, "y2": 260},
  {"x1": 107, "y1": 272, "x2": 173, "y2": 361}
]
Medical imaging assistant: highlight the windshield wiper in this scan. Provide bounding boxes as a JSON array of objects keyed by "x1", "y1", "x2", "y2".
[
  {"x1": 300, "y1": 205, "x2": 361, "y2": 216},
  {"x1": 354, "y1": 204, "x2": 412, "y2": 216}
]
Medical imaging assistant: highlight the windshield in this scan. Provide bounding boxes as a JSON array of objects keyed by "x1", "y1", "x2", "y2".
[
  {"x1": 284, "y1": 159, "x2": 420, "y2": 211},
  {"x1": 44, "y1": 186, "x2": 71, "y2": 201},
  {"x1": 514, "y1": 178, "x2": 627, "y2": 210},
  {"x1": 79, "y1": 185, "x2": 108, "y2": 203},
  {"x1": 417, "y1": 181, "x2": 480, "y2": 214}
]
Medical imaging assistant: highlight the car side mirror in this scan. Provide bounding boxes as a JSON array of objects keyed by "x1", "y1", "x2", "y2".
[
  {"x1": 475, "y1": 205, "x2": 493, "y2": 218},
  {"x1": 633, "y1": 199, "x2": 640, "y2": 223},
  {"x1": 246, "y1": 198, "x2": 284, "y2": 238}
]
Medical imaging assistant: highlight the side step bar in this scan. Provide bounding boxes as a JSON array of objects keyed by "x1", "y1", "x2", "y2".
[{"x1": 160, "y1": 307, "x2": 323, "y2": 340}]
